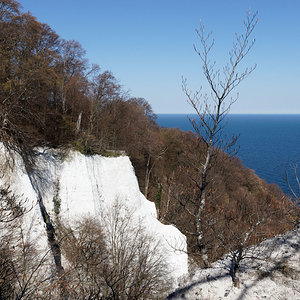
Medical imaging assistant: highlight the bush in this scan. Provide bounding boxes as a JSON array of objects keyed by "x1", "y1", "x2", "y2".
[{"x1": 60, "y1": 200, "x2": 172, "y2": 299}]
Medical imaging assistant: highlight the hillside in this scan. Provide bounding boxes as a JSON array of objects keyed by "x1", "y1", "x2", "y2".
[
  {"x1": 0, "y1": 146, "x2": 187, "y2": 298},
  {"x1": 168, "y1": 226, "x2": 300, "y2": 300},
  {"x1": 0, "y1": 1, "x2": 299, "y2": 299}
]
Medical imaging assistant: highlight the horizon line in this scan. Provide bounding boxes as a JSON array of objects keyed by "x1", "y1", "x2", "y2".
[{"x1": 156, "y1": 113, "x2": 300, "y2": 115}]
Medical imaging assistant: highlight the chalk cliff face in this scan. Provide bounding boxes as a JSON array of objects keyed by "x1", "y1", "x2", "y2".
[{"x1": 0, "y1": 147, "x2": 188, "y2": 284}]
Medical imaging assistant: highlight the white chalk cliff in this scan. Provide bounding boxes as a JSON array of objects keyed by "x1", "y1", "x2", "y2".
[{"x1": 0, "y1": 146, "x2": 188, "y2": 285}]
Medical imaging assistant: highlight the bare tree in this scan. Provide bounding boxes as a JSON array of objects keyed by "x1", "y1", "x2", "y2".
[
  {"x1": 144, "y1": 147, "x2": 167, "y2": 199},
  {"x1": 0, "y1": 187, "x2": 56, "y2": 300},
  {"x1": 102, "y1": 201, "x2": 171, "y2": 299},
  {"x1": 222, "y1": 207, "x2": 274, "y2": 287},
  {"x1": 0, "y1": 187, "x2": 26, "y2": 299},
  {"x1": 180, "y1": 10, "x2": 258, "y2": 267},
  {"x1": 57, "y1": 217, "x2": 108, "y2": 299},
  {"x1": 59, "y1": 200, "x2": 171, "y2": 300}
]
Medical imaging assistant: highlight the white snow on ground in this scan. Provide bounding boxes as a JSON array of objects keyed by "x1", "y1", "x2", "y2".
[
  {"x1": 0, "y1": 147, "x2": 188, "y2": 286},
  {"x1": 167, "y1": 227, "x2": 300, "y2": 300}
]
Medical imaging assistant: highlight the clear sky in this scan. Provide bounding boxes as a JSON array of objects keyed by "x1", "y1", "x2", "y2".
[{"x1": 19, "y1": 0, "x2": 300, "y2": 114}]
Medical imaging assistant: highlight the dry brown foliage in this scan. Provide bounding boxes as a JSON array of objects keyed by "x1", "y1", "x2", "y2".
[{"x1": 58, "y1": 202, "x2": 172, "y2": 299}]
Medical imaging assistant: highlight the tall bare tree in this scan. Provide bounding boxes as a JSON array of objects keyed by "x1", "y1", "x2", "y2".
[{"x1": 181, "y1": 10, "x2": 258, "y2": 266}]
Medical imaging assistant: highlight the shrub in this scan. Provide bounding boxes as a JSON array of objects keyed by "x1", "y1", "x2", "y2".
[{"x1": 60, "y1": 200, "x2": 172, "y2": 299}]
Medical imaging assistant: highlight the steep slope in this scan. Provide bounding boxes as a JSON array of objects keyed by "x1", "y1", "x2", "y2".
[
  {"x1": 0, "y1": 147, "x2": 188, "y2": 286},
  {"x1": 168, "y1": 227, "x2": 300, "y2": 299}
]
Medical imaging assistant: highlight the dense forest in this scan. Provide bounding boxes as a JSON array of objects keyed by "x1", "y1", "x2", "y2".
[{"x1": 0, "y1": 0, "x2": 299, "y2": 299}]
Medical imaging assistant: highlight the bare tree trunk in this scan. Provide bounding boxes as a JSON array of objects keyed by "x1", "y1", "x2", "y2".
[
  {"x1": 196, "y1": 144, "x2": 211, "y2": 266},
  {"x1": 181, "y1": 10, "x2": 257, "y2": 267},
  {"x1": 144, "y1": 149, "x2": 166, "y2": 199},
  {"x1": 161, "y1": 170, "x2": 175, "y2": 221},
  {"x1": 229, "y1": 218, "x2": 263, "y2": 287},
  {"x1": 144, "y1": 155, "x2": 151, "y2": 199},
  {"x1": 61, "y1": 80, "x2": 66, "y2": 115},
  {"x1": 230, "y1": 249, "x2": 242, "y2": 288},
  {"x1": 76, "y1": 112, "x2": 82, "y2": 133}
]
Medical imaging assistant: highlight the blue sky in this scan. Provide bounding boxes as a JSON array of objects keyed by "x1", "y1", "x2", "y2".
[{"x1": 19, "y1": 0, "x2": 300, "y2": 114}]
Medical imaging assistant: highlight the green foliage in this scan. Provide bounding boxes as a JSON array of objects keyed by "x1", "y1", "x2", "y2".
[
  {"x1": 53, "y1": 181, "x2": 61, "y2": 215},
  {"x1": 156, "y1": 184, "x2": 163, "y2": 210},
  {"x1": 53, "y1": 196, "x2": 61, "y2": 215},
  {"x1": 73, "y1": 138, "x2": 99, "y2": 156},
  {"x1": 73, "y1": 139, "x2": 88, "y2": 155},
  {"x1": 100, "y1": 150, "x2": 125, "y2": 157}
]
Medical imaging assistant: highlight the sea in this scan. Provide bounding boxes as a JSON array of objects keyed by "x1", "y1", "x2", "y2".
[{"x1": 156, "y1": 114, "x2": 300, "y2": 197}]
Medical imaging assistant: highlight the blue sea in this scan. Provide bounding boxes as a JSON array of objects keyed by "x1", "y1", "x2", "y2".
[{"x1": 156, "y1": 114, "x2": 300, "y2": 197}]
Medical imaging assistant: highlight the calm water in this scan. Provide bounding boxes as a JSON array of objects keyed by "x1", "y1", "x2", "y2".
[{"x1": 156, "y1": 114, "x2": 300, "y2": 196}]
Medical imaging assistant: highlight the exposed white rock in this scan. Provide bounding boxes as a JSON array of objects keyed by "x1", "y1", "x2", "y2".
[
  {"x1": 0, "y1": 147, "x2": 188, "y2": 286},
  {"x1": 168, "y1": 227, "x2": 300, "y2": 300}
]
